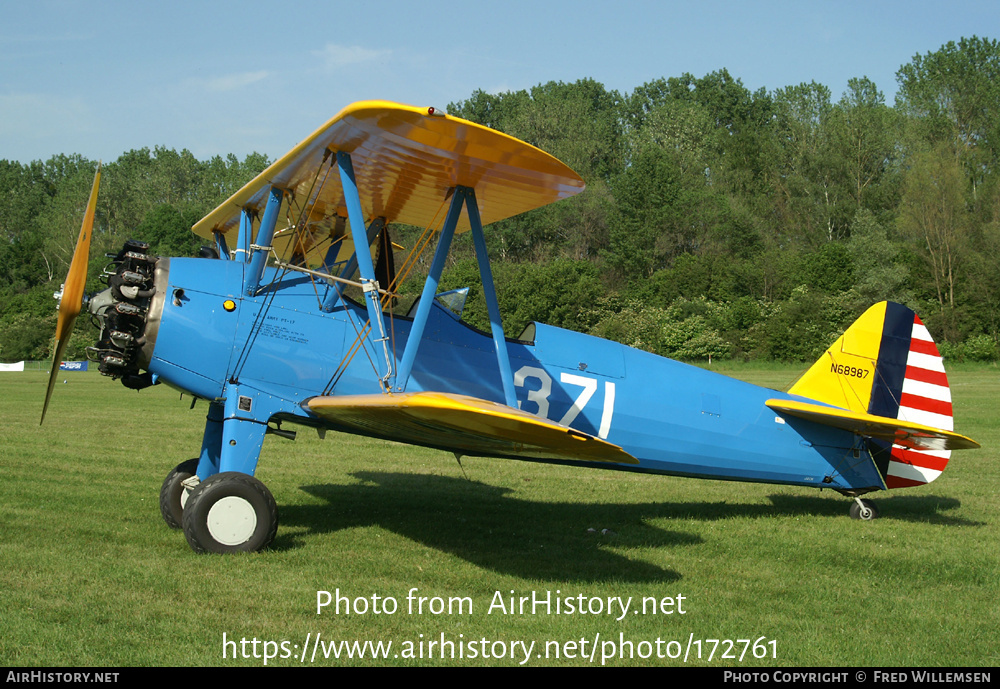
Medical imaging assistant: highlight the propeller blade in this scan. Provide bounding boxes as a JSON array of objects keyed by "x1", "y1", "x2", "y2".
[{"x1": 41, "y1": 163, "x2": 102, "y2": 425}]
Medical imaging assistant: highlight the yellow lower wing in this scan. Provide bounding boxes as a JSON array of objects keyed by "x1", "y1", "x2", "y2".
[
  {"x1": 766, "y1": 399, "x2": 980, "y2": 452},
  {"x1": 307, "y1": 392, "x2": 637, "y2": 464}
]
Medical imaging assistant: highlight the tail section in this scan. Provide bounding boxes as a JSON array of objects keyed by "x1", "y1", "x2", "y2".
[{"x1": 789, "y1": 302, "x2": 966, "y2": 489}]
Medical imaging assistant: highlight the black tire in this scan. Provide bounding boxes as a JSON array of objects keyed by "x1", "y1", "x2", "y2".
[
  {"x1": 182, "y1": 472, "x2": 278, "y2": 554},
  {"x1": 849, "y1": 499, "x2": 879, "y2": 521},
  {"x1": 159, "y1": 459, "x2": 199, "y2": 529}
]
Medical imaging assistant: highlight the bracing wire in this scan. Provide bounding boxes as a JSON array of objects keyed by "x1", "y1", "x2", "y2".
[{"x1": 321, "y1": 196, "x2": 450, "y2": 397}]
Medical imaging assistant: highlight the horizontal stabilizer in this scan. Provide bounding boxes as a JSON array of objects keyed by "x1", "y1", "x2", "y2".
[
  {"x1": 766, "y1": 399, "x2": 980, "y2": 452},
  {"x1": 306, "y1": 392, "x2": 638, "y2": 464}
]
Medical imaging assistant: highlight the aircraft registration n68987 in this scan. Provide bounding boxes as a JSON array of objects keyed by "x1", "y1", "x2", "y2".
[{"x1": 42, "y1": 101, "x2": 979, "y2": 553}]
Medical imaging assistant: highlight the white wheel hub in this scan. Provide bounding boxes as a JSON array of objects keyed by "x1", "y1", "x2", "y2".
[{"x1": 207, "y1": 496, "x2": 258, "y2": 545}]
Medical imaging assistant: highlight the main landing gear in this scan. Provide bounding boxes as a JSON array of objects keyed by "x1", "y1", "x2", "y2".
[
  {"x1": 182, "y1": 472, "x2": 278, "y2": 554},
  {"x1": 159, "y1": 463, "x2": 278, "y2": 553},
  {"x1": 159, "y1": 459, "x2": 199, "y2": 529}
]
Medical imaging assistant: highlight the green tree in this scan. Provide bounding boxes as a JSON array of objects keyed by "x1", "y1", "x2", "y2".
[
  {"x1": 827, "y1": 77, "x2": 901, "y2": 215},
  {"x1": 31, "y1": 157, "x2": 102, "y2": 281},
  {"x1": 0, "y1": 160, "x2": 55, "y2": 289},
  {"x1": 897, "y1": 143, "x2": 967, "y2": 317},
  {"x1": 197, "y1": 152, "x2": 270, "y2": 208},
  {"x1": 896, "y1": 36, "x2": 1000, "y2": 202},
  {"x1": 847, "y1": 209, "x2": 912, "y2": 308},
  {"x1": 451, "y1": 79, "x2": 624, "y2": 182},
  {"x1": 438, "y1": 258, "x2": 604, "y2": 336},
  {"x1": 770, "y1": 82, "x2": 839, "y2": 244},
  {"x1": 101, "y1": 147, "x2": 201, "y2": 234},
  {"x1": 626, "y1": 99, "x2": 714, "y2": 177},
  {"x1": 959, "y1": 217, "x2": 1000, "y2": 338},
  {"x1": 0, "y1": 160, "x2": 49, "y2": 242},
  {"x1": 450, "y1": 80, "x2": 623, "y2": 261},
  {"x1": 137, "y1": 204, "x2": 206, "y2": 257},
  {"x1": 606, "y1": 145, "x2": 722, "y2": 279}
]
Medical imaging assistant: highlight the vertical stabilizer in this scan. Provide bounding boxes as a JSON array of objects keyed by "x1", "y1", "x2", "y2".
[{"x1": 789, "y1": 302, "x2": 954, "y2": 489}]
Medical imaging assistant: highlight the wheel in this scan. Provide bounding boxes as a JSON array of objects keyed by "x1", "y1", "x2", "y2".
[
  {"x1": 159, "y1": 459, "x2": 199, "y2": 529},
  {"x1": 182, "y1": 472, "x2": 278, "y2": 554},
  {"x1": 849, "y1": 498, "x2": 879, "y2": 521}
]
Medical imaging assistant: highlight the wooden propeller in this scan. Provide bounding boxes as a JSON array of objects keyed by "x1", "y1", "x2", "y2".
[{"x1": 41, "y1": 163, "x2": 101, "y2": 425}]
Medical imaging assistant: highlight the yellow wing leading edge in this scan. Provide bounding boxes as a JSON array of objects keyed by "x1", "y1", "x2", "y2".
[{"x1": 192, "y1": 101, "x2": 585, "y2": 268}]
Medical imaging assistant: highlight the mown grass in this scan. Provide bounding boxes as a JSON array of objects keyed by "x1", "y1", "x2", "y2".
[{"x1": 1, "y1": 365, "x2": 996, "y2": 667}]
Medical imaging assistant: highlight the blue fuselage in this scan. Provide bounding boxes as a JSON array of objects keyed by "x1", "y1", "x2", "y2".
[{"x1": 145, "y1": 257, "x2": 882, "y2": 492}]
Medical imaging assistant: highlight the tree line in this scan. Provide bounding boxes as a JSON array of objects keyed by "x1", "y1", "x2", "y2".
[{"x1": 2, "y1": 36, "x2": 998, "y2": 364}]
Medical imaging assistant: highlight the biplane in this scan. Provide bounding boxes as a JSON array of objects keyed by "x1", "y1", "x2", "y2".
[{"x1": 42, "y1": 101, "x2": 979, "y2": 553}]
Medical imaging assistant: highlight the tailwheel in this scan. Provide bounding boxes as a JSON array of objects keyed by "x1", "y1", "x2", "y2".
[
  {"x1": 159, "y1": 459, "x2": 200, "y2": 529},
  {"x1": 182, "y1": 472, "x2": 278, "y2": 554},
  {"x1": 849, "y1": 498, "x2": 880, "y2": 521}
]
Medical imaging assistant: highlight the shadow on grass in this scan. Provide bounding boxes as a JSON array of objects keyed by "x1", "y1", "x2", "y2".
[
  {"x1": 639, "y1": 491, "x2": 977, "y2": 526},
  {"x1": 767, "y1": 492, "x2": 981, "y2": 526},
  {"x1": 275, "y1": 472, "x2": 982, "y2": 579},
  {"x1": 283, "y1": 472, "x2": 697, "y2": 582}
]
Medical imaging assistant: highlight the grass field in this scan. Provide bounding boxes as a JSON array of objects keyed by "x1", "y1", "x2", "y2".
[{"x1": 1, "y1": 364, "x2": 997, "y2": 667}]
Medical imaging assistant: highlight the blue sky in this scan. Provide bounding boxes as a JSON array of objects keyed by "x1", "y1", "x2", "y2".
[{"x1": 2, "y1": 0, "x2": 997, "y2": 165}]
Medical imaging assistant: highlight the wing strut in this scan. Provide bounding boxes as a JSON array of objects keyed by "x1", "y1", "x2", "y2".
[
  {"x1": 395, "y1": 186, "x2": 517, "y2": 408},
  {"x1": 336, "y1": 151, "x2": 394, "y2": 389},
  {"x1": 322, "y1": 217, "x2": 385, "y2": 311},
  {"x1": 394, "y1": 188, "x2": 462, "y2": 390},
  {"x1": 243, "y1": 186, "x2": 283, "y2": 295},
  {"x1": 465, "y1": 187, "x2": 516, "y2": 408},
  {"x1": 234, "y1": 208, "x2": 254, "y2": 262},
  {"x1": 214, "y1": 230, "x2": 230, "y2": 260}
]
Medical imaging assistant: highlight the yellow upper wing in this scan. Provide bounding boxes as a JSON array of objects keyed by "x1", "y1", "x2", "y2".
[{"x1": 192, "y1": 101, "x2": 585, "y2": 250}]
